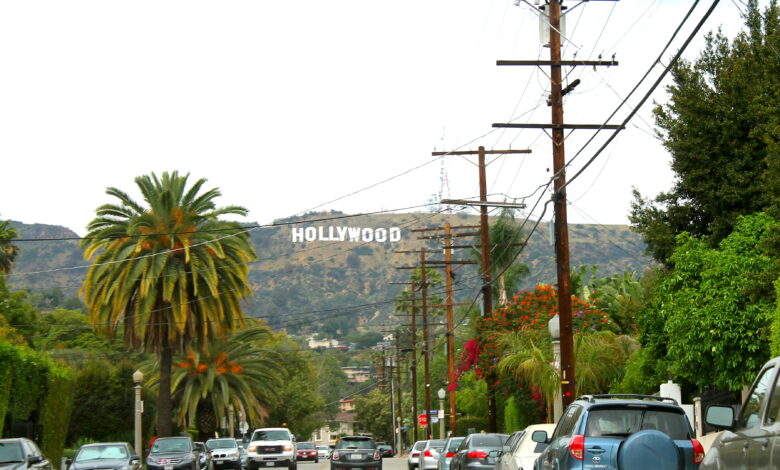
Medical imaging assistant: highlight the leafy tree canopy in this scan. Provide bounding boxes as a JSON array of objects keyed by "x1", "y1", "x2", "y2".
[{"x1": 632, "y1": 0, "x2": 780, "y2": 263}]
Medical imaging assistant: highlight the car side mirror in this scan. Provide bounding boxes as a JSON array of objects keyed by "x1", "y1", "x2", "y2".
[
  {"x1": 705, "y1": 405, "x2": 735, "y2": 430},
  {"x1": 28, "y1": 456, "x2": 42, "y2": 465},
  {"x1": 488, "y1": 450, "x2": 501, "y2": 458},
  {"x1": 531, "y1": 430, "x2": 549, "y2": 444},
  {"x1": 64, "y1": 458, "x2": 72, "y2": 467},
  {"x1": 131, "y1": 456, "x2": 141, "y2": 464}
]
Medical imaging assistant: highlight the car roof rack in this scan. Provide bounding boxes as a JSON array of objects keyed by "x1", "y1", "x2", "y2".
[{"x1": 576, "y1": 394, "x2": 679, "y2": 405}]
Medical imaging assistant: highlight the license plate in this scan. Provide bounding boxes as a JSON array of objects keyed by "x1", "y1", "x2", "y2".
[
  {"x1": 261, "y1": 463, "x2": 272, "y2": 467},
  {"x1": 164, "y1": 466, "x2": 173, "y2": 470},
  {"x1": 349, "y1": 455, "x2": 362, "y2": 460}
]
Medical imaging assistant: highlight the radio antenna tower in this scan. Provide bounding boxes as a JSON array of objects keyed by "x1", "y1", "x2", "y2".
[{"x1": 438, "y1": 159, "x2": 451, "y2": 213}]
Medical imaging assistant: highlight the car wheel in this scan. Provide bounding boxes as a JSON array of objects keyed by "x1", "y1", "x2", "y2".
[
  {"x1": 315, "y1": 459, "x2": 318, "y2": 464},
  {"x1": 618, "y1": 430, "x2": 678, "y2": 470}
]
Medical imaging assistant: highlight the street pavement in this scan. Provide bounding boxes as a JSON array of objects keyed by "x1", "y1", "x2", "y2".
[{"x1": 299, "y1": 457, "x2": 406, "y2": 470}]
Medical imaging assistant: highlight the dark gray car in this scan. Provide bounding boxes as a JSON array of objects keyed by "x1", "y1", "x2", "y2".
[
  {"x1": 330, "y1": 436, "x2": 381, "y2": 470},
  {"x1": 449, "y1": 434, "x2": 508, "y2": 470},
  {"x1": 147, "y1": 437, "x2": 200, "y2": 470},
  {"x1": 0, "y1": 438, "x2": 52, "y2": 470}
]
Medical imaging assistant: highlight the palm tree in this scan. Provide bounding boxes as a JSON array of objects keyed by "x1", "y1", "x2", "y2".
[
  {"x1": 497, "y1": 331, "x2": 637, "y2": 419},
  {"x1": 80, "y1": 171, "x2": 257, "y2": 435},
  {"x1": 170, "y1": 326, "x2": 283, "y2": 440},
  {"x1": 0, "y1": 220, "x2": 20, "y2": 275},
  {"x1": 473, "y1": 208, "x2": 529, "y2": 306}
]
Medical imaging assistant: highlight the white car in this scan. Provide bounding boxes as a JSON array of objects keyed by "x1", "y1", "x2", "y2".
[
  {"x1": 407, "y1": 441, "x2": 427, "y2": 470},
  {"x1": 246, "y1": 428, "x2": 296, "y2": 470},
  {"x1": 316, "y1": 446, "x2": 330, "y2": 460},
  {"x1": 419, "y1": 440, "x2": 446, "y2": 470},
  {"x1": 494, "y1": 424, "x2": 556, "y2": 470}
]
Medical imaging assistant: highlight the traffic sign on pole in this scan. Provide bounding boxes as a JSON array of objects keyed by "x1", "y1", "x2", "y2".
[{"x1": 418, "y1": 413, "x2": 428, "y2": 427}]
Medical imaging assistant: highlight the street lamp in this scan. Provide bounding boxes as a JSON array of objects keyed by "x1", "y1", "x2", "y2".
[
  {"x1": 548, "y1": 315, "x2": 563, "y2": 423},
  {"x1": 437, "y1": 388, "x2": 446, "y2": 439},
  {"x1": 133, "y1": 370, "x2": 144, "y2": 457}
]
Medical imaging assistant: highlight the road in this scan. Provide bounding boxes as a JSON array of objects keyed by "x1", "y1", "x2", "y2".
[{"x1": 297, "y1": 457, "x2": 407, "y2": 470}]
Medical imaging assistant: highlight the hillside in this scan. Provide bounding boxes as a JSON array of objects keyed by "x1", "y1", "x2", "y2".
[{"x1": 6, "y1": 211, "x2": 652, "y2": 336}]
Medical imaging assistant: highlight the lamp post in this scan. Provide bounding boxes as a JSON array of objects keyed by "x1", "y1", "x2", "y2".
[
  {"x1": 437, "y1": 388, "x2": 446, "y2": 439},
  {"x1": 133, "y1": 370, "x2": 144, "y2": 457},
  {"x1": 548, "y1": 315, "x2": 563, "y2": 423}
]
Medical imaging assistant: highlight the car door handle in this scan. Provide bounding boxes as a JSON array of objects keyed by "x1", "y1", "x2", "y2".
[
  {"x1": 759, "y1": 438, "x2": 769, "y2": 449},
  {"x1": 587, "y1": 447, "x2": 606, "y2": 454},
  {"x1": 743, "y1": 442, "x2": 750, "y2": 452}
]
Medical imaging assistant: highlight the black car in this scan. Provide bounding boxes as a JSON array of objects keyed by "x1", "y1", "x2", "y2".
[
  {"x1": 376, "y1": 446, "x2": 393, "y2": 458},
  {"x1": 205, "y1": 438, "x2": 242, "y2": 470},
  {"x1": 67, "y1": 442, "x2": 140, "y2": 470},
  {"x1": 0, "y1": 438, "x2": 52, "y2": 470},
  {"x1": 147, "y1": 437, "x2": 201, "y2": 470},
  {"x1": 330, "y1": 436, "x2": 381, "y2": 470}
]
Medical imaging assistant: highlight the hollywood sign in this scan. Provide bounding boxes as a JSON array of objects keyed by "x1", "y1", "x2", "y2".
[{"x1": 291, "y1": 226, "x2": 402, "y2": 243}]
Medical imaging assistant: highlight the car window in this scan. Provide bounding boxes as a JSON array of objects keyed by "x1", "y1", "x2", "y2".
[
  {"x1": 76, "y1": 445, "x2": 128, "y2": 461},
  {"x1": 0, "y1": 441, "x2": 24, "y2": 463},
  {"x1": 508, "y1": 432, "x2": 525, "y2": 453},
  {"x1": 427, "y1": 440, "x2": 445, "y2": 449},
  {"x1": 206, "y1": 439, "x2": 237, "y2": 450},
  {"x1": 552, "y1": 405, "x2": 583, "y2": 439},
  {"x1": 584, "y1": 407, "x2": 690, "y2": 440},
  {"x1": 737, "y1": 366, "x2": 775, "y2": 429},
  {"x1": 152, "y1": 439, "x2": 191, "y2": 453},
  {"x1": 251, "y1": 431, "x2": 291, "y2": 441},
  {"x1": 336, "y1": 438, "x2": 375, "y2": 450},
  {"x1": 297, "y1": 443, "x2": 315, "y2": 449},
  {"x1": 445, "y1": 438, "x2": 464, "y2": 452},
  {"x1": 414, "y1": 441, "x2": 427, "y2": 451},
  {"x1": 766, "y1": 370, "x2": 780, "y2": 425},
  {"x1": 469, "y1": 435, "x2": 503, "y2": 448}
]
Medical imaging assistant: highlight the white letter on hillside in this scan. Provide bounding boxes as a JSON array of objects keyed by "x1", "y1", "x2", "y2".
[
  {"x1": 292, "y1": 227, "x2": 304, "y2": 243},
  {"x1": 375, "y1": 228, "x2": 387, "y2": 242},
  {"x1": 305, "y1": 227, "x2": 317, "y2": 241},
  {"x1": 337, "y1": 227, "x2": 348, "y2": 241},
  {"x1": 390, "y1": 227, "x2": 401, "y2": 242},
  {"x1": 362, "y1": 228, "x2": 374, "y2": 242},
  {"x1": 348, "y1": 227, "x2": 361, "y2": 242}
]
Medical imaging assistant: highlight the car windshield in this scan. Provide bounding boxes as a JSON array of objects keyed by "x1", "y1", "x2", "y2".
[
  {"x1": 428, "y1": 440, "x2": 445, "y2": 449},
  {"x1": 0, "y1": 442, "x2": 24, "y2": 463},
  {"x1": 585, "y1": 408, "x2": 690, "y2": 440},
  {"x1": 413, "y1": 441, "x2": 426, "y2": 451},
  {"x1": 251, "y1": 431, "x2": 290, "y2": 441},
  {"x1": 469, "y1": 435, "x2": 504, "y2": 448},
  {"x1": 317, "y1": 447, "x2": 329, "y2": 450},
  {"x1": 336, "y1": 438, "x2": 374, "y2": 450},
  {"x1": 206, "y1": 440, "x2": 237, "y2": 450},
  {"x1": 152, "y1": 439, "x2": 191, "y2": 454},
  {"x1": 76, "y1": 445, "x2": 129, "y2": 461},
  {"x1": 298, "y1": 443, "x2": 315, "y2": 449},
  {"x1": 445, "y1": 438, "x2": 464, "y2": 452}
]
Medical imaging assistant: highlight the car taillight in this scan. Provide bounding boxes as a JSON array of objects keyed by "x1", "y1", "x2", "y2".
[
  {"x1": 569, "y1": 435, "x2": 584, "y2": 460},
  {"x1": 445, "y1": 452, "x2": 455, "y2": 458},
  {"x1": 412, "y1": 452, "x2": 419, "y2": 457},
  {"x1": 424, "y1": 450, "x2": 432, "y2": 457},
  {"x1": 466, "y1": 451, "x2": 487, "y2": 459},
  {"x1": 691, "y1": 439, "x2": 704, "y2": 464},
  {"x1": 373, "y1": 451, "x2": 381, "y2": 460},
  {"x1": 332, "y1": 451, "x2": 339, "y2": 461}
]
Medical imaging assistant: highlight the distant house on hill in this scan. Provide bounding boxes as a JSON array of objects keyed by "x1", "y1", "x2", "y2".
[
  {"x1": 342, "y1": 366, "x2": 371, "y2": 383},
  {"x1": 306, "y1": 337, "x2": 340, "y2": 349}
]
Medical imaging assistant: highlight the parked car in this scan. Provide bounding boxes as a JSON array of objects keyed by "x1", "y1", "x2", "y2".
[
  {"x1": 0, "y1": 438, "x2": 52, "y2": 470},
  {"x1": 67, "y1": 442, "x2": 140, "y2": 470},
  {"x1": 419, "y1": 440, "x2": 446, "y2": 470},
  {"x1": 194, "y1": 442, "x2": 209, "y2": 470},
  {"x1": 436, "y1": 437, "x2": 464, "y2": 470},
  {"x1": 239, "y1": 447, "x2": 248, "y2": 470},
  {"x1": 295, "y1": 443, "x2": 318, "y2": 463},
  {"x1": 376, "y1": 446, "x2": 393, "y2": 458},
  {"x1": 493, "y1": 424, "x2": 555, "y2": 470},
  {"x1": 330, "y1": 436, "x2": 381, "y2": 470},
  {"x1": 531, "y1": 394, "x2": 704, "y2": 470},
  {"x1": 449, "y1": 434, "x2": 508, "y2": 470},
  {"x1": 246, "y1": 428, "x2": 297, "y2": 470},
  {"x1": 147, "y1": 436, "x2": 201, "y2": 470},
  {"x1": 205, "y1": 438, "x2": 242, "y2": 470},
  {"x1": 702, "y1": 355, "x2": 780, "y2": 469},
  {"x1": 316, "y1": 446, "x2": 331, "y2": 460},
  {"x1": 407, "y1": 441, "x2": 427, "y2": 470}
]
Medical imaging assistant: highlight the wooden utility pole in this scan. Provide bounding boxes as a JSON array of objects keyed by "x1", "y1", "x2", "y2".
[
  {"x1": 395, "y1": 332, "x2": 404, "y2": 454},
  {"x1": 443, "y1": 223, "x2": 457, "y2": 435},
  {"x1": 492, "y1": 1, "x2": 620, "y2": 410},
  {"x1": 420, "y1": 249, "x2": 433, "y2": 439},
  {"x1": 434, "y1": 147, "x2": 529, "y2": 432}
]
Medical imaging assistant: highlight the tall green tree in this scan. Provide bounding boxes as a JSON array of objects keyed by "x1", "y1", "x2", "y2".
[
  {"x1": 631, "y1": 0, "x2": 780, "y2": 263},
  {"x1": 81, "y1": 171, "x2": 256, "y2": 435},
  {"x1": 473, "y1": 209, "x2": 529, "y2": 305},
  {"x1": 0, "y1": 220, "x2": 19, "y2": 275}
]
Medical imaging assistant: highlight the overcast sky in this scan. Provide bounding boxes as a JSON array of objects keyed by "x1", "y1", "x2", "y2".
[{"x1": 0, "y1": 0, "x2": 757, "y2": 235}]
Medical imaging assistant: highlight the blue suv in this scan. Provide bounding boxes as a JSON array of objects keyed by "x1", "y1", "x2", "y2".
[{"x1": 531, "y1": 394, "x2": 704, "y2": 470}]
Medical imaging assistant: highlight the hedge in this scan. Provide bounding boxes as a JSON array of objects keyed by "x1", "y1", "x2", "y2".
[{"x1": 0, "y1": 340, "x2": 75, "y2": 463}]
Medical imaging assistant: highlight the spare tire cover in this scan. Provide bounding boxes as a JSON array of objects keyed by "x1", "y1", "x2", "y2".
[{"x1": 618, "y1": 430, "x2": 678, "y2": 470}]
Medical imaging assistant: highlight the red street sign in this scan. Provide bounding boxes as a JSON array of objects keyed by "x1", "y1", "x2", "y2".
[{"x1": 418, "y1": 413, "x2": 428, "y2": 427}]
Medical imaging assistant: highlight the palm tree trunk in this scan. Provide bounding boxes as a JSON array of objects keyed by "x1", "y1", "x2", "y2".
[{"x1": 158, "y1": 342, "x2": 173, "y2": 436}]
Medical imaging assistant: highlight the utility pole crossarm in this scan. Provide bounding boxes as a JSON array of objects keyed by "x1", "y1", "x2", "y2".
[
  {"x1": 497, "y1": 59, "x2": 618, "y2": 66},
  {"x1": 492, "y1": 123, "x2": 624, "y2": 130},
  {"x1": 432, "y1": 149, "x2": 530, "y2": 156},
  {"x1": 440, "y1": 199, "x2": 527, "y2": 209}
]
